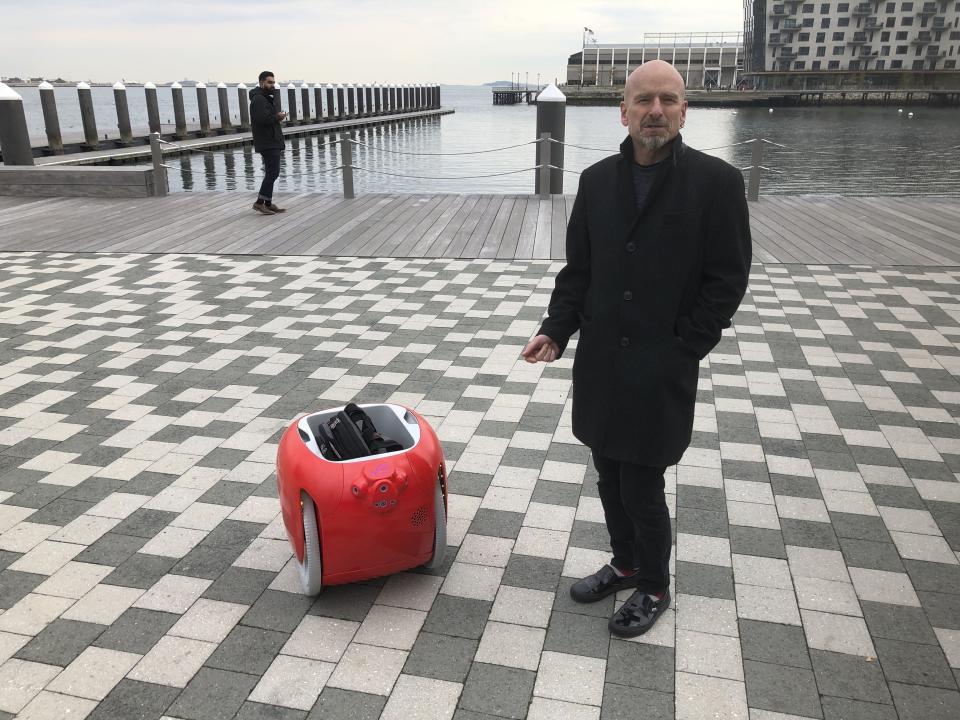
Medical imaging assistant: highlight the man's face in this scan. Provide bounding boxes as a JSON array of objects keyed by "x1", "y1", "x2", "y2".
[
  {"x1": 260, "y1": 76, "x2": 276, "y2": 92},
  {"x1": 620, "y1": 70, "x2": 687, "y2": 152}
]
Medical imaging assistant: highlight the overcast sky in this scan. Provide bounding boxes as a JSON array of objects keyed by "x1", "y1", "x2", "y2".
[{"x1": 3, "y1": 0, "x2": 745, "y2": 85}]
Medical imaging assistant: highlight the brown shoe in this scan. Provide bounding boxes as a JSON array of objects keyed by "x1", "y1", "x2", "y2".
[
  {"x1": 267, "y1": 203, "x2": 286, "y2": 213},
  {"x1": 253, "y1": 202, "x2": 276, "y2": 215}
]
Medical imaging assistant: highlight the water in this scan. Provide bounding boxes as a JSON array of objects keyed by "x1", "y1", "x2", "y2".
[{"x1": 16, "y1": 85, "x2": 960, "y2": 195}]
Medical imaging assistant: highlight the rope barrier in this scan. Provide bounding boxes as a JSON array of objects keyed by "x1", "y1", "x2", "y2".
[
  {"x1": 350, "y1": 165, "x2": 540, "y2": 180},
  {"x1": 348, "y1": 139, "x2": 537, "y2": 155}
]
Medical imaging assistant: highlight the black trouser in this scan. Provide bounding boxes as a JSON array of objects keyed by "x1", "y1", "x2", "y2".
[
  {"x1": 257, "y1": 148, "x2": 282, "y2": 203},
  {"x1": 593, "y1": 452, "x2": 671, "y2": 594}
]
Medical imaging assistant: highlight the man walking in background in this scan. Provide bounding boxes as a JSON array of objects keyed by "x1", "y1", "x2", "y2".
[
  {"x1": 522, "y1": 60, "x2": 751, "y2": 638},
  {"x1": 249, "y1": 70, "x2": 287, "y2": 215}
]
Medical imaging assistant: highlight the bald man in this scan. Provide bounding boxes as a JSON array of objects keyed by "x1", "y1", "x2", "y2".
[{"x1": 522, "y1": 61, "x2": 751, "y2": 637}]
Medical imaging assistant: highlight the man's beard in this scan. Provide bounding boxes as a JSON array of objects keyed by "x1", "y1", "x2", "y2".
[{"x1": 637, "y1": 124, "x2": 672, "y2": 151}]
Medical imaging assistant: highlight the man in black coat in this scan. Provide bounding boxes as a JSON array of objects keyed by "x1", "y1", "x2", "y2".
[
  {"x1": 249, "y1": 70, "x2": 288, "y2": 215},
  {"x1": 522, "y1": 60, "x2": 751, "y2": 637}
]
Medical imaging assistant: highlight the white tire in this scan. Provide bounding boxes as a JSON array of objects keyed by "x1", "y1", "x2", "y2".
[
  {"x1": 297, "y1": 493, "x2": 323, "y2": 595},
  {"x1": 424, "y1": 479, "x2": 447, "y2": 569}
]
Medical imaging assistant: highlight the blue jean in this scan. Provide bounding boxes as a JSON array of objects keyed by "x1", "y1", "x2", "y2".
[{"x1": 257, "y1": 148, "x2": 282, "y2": 203}]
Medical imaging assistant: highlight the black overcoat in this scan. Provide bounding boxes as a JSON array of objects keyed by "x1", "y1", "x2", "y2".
[
  {"x1": 249, "y1": 87, "x2": 285, "y2": 152},
  {"x1": 539, "y1": 134, "x2": 751, "y2": 466}
]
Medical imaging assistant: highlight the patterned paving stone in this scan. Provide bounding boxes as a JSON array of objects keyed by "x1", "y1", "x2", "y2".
[{"x1": 0, "y1": 254, "x2": 959, "y2": 718}]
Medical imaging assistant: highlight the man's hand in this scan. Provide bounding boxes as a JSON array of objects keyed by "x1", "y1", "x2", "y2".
[
  {"x1": 277, "y1": 111, "x2": 288, "y2": 121},
  {"x1": 521, "y1": 335, "x2": 560, "y2": 364}
]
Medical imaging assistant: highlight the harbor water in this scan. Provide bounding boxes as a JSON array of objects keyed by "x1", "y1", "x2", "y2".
[{"x1": 16, "y1": 85, "x2": 960, "y2": 196}]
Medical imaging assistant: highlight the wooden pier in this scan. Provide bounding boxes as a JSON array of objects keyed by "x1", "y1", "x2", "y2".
[
  {"x1": 0, "y1": 193, "x2": 957, "y2": 265},
  {"x1": 492, "y1": 88, "x2": 542, "y2": 105}
]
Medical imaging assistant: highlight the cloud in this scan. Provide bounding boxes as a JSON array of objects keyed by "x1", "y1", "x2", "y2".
[{"x1": 3, "y1": 0, "x2": 744, "y2": 84}]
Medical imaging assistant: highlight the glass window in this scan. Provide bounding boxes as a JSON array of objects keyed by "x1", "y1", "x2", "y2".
[
  {"x1": 945, "y1": 60, "x2": 957, "y2": 68},
  {"x1": 885, "y1": 1, "x2": 895, "y2": 9},
  {"x1": 881, "y1": 31, "x2": 891, "y2": 41},
  {"x1": 828, "y1": 60, "x2": 841, "y2": 68},
  {"x1": 817, "y1": 46, "x2": 827, "y2": 55},
  {"x1": 896, "y1": 44, "x2": 909, "y2": 51},
  {"x1": 901, "y1": 17, "x2": 913, "y2": 26},
  {"x1": 812, "y1": 60, "x2": 822, "y2": 68},
  {"x1": 890, "y1": 59, "x2": 903, "y2": 67},
  {"x1": 821, "y1": 2, "x2": 830, "y2": 11},
  {"x1": 816, "y1": 31, "x2": 826, "y2": 41},
  {"x1": 833, "y1": 31, "x2": 846, "y2": 40},
  {"x1": 876, "y1": 59, "x2": 886, "y2": 68},
  {"x1": 839, "y1": 17, "x2": 850, "y2": 27},
  {"x1": 804, "y1": 18, "x2": 814, "y2": 26},
  {"x1": 896, "y1": 31, "x2": 908, "y2": 39},
  {"x1": 821, "y1": 18, "x2": 831, "y2": 27},
  {"x1": 795, "y1": 61, "x2": 807, "y2": 69},
  {"x1": 800, "y1": 32, "x2": 811, "y2": 40},
  {"x1": 882, "y1": 45, "x2": 891, "y2": 54},
  {"x1": 901, "y1": 2, "x2": 912, "y2": 10},
  {"x1": 799, "y1": 46, "x2": 810, "y2": 54},
  {"x1": 838, "y1": 3, "x2": 849, "y2": 10},
  {"x1": 833, "y1": 45, "x2": 846, "y2": 54},
  {"x1": 916, "y1": 45, "x2": 923, "y2": 55},
  {"x1": 912, "y1": 59, "x2": 924, "y2": 68},
  {"x1": 803, "y1": 3, "x2": 814, "y2": 11},
  {"x1": 886, "y1": 17, "x2": 896, "y2": 27}
]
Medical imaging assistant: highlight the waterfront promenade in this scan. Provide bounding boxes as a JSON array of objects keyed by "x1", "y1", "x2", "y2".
[{"x1": 0, "y1": 193, "x2": 959, "y2": 719}]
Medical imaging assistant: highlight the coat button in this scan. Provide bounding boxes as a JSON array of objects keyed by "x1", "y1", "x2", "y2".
[
  {"x1": 623, "y1": 291, "x2": 633, "y2": 301},
  {"x1": 620, "y1": 337, "x2": 630, "y2": 347},
  {"x1": 625, "y1": 242, "x2": 636, "y2": 253}
]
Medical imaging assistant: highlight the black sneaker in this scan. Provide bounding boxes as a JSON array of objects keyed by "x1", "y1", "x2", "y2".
[
  {"x1": 569, "y1": 564, "x2": 639, "y2": 603},
  {"x1": 608, "y1": 589, "x2": 671, "y2": 638}
]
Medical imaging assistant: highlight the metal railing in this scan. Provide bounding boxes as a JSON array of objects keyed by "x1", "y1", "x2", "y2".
[{"x1": 150, "y1": 132, "x2": 960, "y2": 200}]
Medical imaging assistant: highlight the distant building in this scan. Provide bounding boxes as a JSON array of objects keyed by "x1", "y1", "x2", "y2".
[
  {"x1": 567, "y1": 32, "x2": 745, "y2": 89},
  {"x1": 743, "y1": 1, "x2": 960, "y2": 89}
]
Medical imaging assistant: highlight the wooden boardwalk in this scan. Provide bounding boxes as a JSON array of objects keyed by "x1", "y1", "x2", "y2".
[{"x1": 0, "y1": 193, "x2": 958, "y2": 264}]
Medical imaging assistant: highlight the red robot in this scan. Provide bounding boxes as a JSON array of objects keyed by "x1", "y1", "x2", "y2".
[{"x1": 276, "y1": 402, "x2": 448, "y2": 595}]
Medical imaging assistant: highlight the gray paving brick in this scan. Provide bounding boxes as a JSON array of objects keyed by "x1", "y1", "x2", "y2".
[
  {"x1": 500, "y1": 555, "x2": 563, "y2": 593},
  {"x1": 530, "y1": 480, "x2": 581, "y2": 507},
  {"x1": 830, "y1": 512, "x2": 893, "y2": 542},
  {"x1": 839, "y1": 537, "x2": 905, "y2": 572},
  {"x1": 0, "y1": 569, "x2": 44, "y2": 609},
  {"x1": 739, "y1": 619, "x2": 812, "y2": 669},
  {"x1": 242, "y1": 590, "x2": 313, "y2": 633},
  {"x1": 889, "y1": 682, "x2": 960, "y2": 720},
  {"x1": 202, "y1": 567, "x2": 273, "y2": 605},
  {"x1": 75, "y1": 532, "x2": 148, "y2": 566},
  {"x1": 205, "y1": 625, "x2": 289, "y2": 676},
  {"x1": 918, "y1": 591, "x2": 960, "y2": 630},
  {"x1": 94, "y1": 608, "x2": 179, "y2": 655},
  {"x1": 167, "y1": 667, "x2": 259, "y2": 720},
  {"x1": 307, "y1": 583, "x2": 380, "y2": 622},
  {"x1": 729, "y1": 526, "x2": 787, "y2": 559},
  {"x1": 675, "y1": 561, "x2": 735, "y2": 600},
  {"x1": 744, "y1": 659, "x2": 823, "y2": 718},
  {"x1": 308, "y1": 688, "x2": 384, "y2": 719},
  {"x1": 605, "y1": 640, "x2": 673, "y2": 693},
  {"x1": 821, "y1": 696, "x2": 898, "y2": 720},
  {"x1": 423, "y1": 595, "x2": 492, "y2": 640},
  {"x1": 459, "y1": 662, "x2": 535, "y2": 720},
  {"x1": 780, "y1": 518, "x2": 841, "y2": 551},
  {"x1": 402, "y1": 631, "x2": 478, "y2": 683},
  {"x1": 874, "y1": 638, "x2": 958, "y2": 690},
  {"x1": 861, "y1": 601, "x2": 939, "y2": 645},
  {"x1": 810, "y1": 649, "x2": 892, "y2": 705},
  {"x1": 601, "y1": 683, "x2": 673, "y2": 720},
  {"x1": 103, "y1": 552, "x2": 178, "y2": 589},
  {"x1": 905, "y1": 560, "x2": 960, "y2": 595},
  {"x1": 16, "y1": 619, "x2": 105, "y2": 666},
  {"x1": 544, "y1": 610, "x2": 610, "y2": 659},
  {"x1": 86, "y1": 679, "x2": 179, "y2": 720},
  {"x1": 468, "y1": 509, "x2": 524, "y2": 540}
]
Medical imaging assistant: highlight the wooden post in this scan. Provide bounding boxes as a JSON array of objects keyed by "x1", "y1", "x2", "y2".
[
  {"x1": 326, "y1": 85, "x2": 335, "y2": 120},
  {"x1": 347, "y1": 84, "x2": 357, "y2": 117},
  {"x1": 538, "y1": 132, "x2": 551, "y2": 199},
  {"x1": 747, "y1": 136, "x2": 762, "y2": 202},
  {"x1": 301, "y1": 83, "x2": 311, "y2": 122},
  {"x1": 77, "y1": 82, "x2": 99, "y2": 149},
  {"x1": 365, "y1": 84, "x2": 373, "y2": 117},
  {"x1": 374, "y1": 84, "x2": 382, "y2": 115},
  {"x1": 171, "y1": 83, "x2": 187, "y2": 138},
  {"x1": 313, "y1": 83, "x2": 323, "y2": 121},
  {"x1": 38, "y1": 81, "x2": 63, "y2": 155},
  {"x1": 217, "y1": 83, "x2": 232, "y2": 131},
  {"x1": 340, "y1": 131, "x2": 355, "y2": 199},
  {"x1": 286, "y1": 84, "x2": 298, "y2": 123},
  {"x1": 336, "y1": 84, "x2": 345, "y2": 119},
  {"x1": 535, "y1": 84, "x2": 566, "y2": 194},
  {"x1": 196, "y1": 83, "x2": 211, "y2": 136},
  {"x1": 150, "y1": 132, "x2": 168, "y2": 197},
  {"x1": 144, "y1": 82, "x2": 161, "y2": 134},
  {"x1": 238, "y1": 84, "x2": 250, "y2": 130},
  {"x1": 113, "y1": 82, "x2": 134, "y2": 145},
  {"x1": 355, "y1": 83, "x2": 365, "y2": 117},
  {"x1": 0, "y1": 82, "x2": 35, "y2": 165}
]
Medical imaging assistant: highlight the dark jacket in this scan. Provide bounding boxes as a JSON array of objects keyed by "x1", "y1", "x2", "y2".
[
  {"x1": 249, "y1": 86, "x2": 285, "y2": 152},
  {"x1": 539, "y1": 134, "x2": 751, "y2": 466}
]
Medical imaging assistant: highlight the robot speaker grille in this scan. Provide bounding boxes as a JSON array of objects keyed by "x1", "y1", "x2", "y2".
[{"x1": 410, "y1": 506, "x2": 428, "y2": 527}]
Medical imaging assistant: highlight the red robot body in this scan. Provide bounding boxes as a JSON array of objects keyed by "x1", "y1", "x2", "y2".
[{"x1": 276, "y1": 403, "x2": 447, "y2": 594}]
